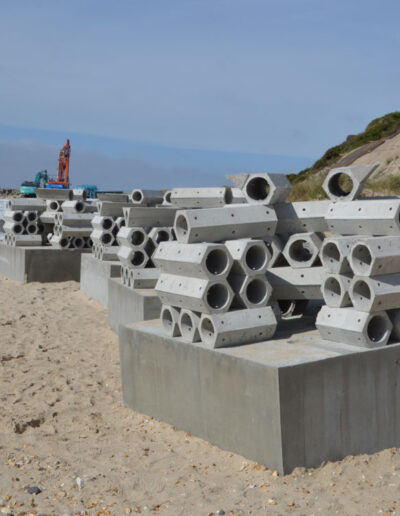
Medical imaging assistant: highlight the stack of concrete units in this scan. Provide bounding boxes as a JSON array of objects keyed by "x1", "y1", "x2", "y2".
[
  {"x1": 117, "y1": 206, "x2": 177, "y2": 289},
  {"x1": 50, "y1": 199, "x2": 97, "y2": 250},
  {"x1": 3, "y1": 198, "x2": 46, "y2": 246},
  {"x1": 152, "y1": 173, "x2": 300, "y2": 348},
  {"x1": 315, "y1": 163, "x2": 399, "y2": 348}
]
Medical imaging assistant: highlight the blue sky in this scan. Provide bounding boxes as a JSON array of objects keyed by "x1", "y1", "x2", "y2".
[{"x1": 0, "y1": 0, "x2": 399, "y2": 189}]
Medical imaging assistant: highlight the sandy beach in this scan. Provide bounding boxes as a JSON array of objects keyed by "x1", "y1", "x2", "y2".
[{"x1": 1, "y1": 276, "x2": 399, "y2": 515}]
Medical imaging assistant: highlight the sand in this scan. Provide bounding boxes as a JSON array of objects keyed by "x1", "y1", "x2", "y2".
[{"x1": 1, "y1": 276, "x2": 400, "y2": 515}]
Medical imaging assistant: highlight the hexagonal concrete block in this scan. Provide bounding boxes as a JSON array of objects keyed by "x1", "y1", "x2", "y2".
[
  {"x1": 322, "y1": 163, "x2": 379, "y2": 201},
  {"x1": 320, "y1": 236, "x2": 365, "y2": 274},
  {"x1": 322, "y1": 274, "x2": 352, "y2": 308},
  {"x1": 117, "y1": 227, "x2": 149, "y2": 248},
  {"x1": 243, "y1": 173, "x2": 292, "y2": 205},
  {"x1": 117, "y1": 245, "x2": 150, "y2": 268},
  {"x1": 148, "y1": 227, "x2": 175, "y2": 247},
  {"x1": 283, "y1": 232, "x2": 323, "y2": 268},
  {"x1": 316, "y1": 306, "x2": 392, "y2": 349},
  {"x1": 228, "y1": 274, "x2": 272, "y2": 309},
  {"x1": 225, "y1": 239, "x2": 271, "y2": 276},
  {"x1": 156, "y1": 273, "x2": 234, "y2": 314},
  {"x1": 153, "y1": 242, "x2": 232, "y2": 279},
  {"x1": 350, "y1": 274, "x2": 400, "y2": 312},
  {"x1": 349, "y1": 236, "x2": 400, "y2": 276}
]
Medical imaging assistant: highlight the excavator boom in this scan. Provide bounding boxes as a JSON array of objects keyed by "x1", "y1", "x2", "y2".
[{"x1": 47, "y1": 139, "x2": 71, "y2": 188}]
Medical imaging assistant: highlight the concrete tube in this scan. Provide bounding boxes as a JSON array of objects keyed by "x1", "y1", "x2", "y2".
[
  {"x1": 178, "y1": 309, "x2": 201, "y2": 342},
  {"x1": 161, "y1": 305, "x2": 181, "y2": 337}
]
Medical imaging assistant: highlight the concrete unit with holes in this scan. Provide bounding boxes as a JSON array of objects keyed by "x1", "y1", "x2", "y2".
[
  {"x1": 108, "y1": 277, "x2": 161, "y2": 332},
  {"x1": 0, "y1": 243, "x2": 86, "y2": 282},
  {"x1": 80, "y1": 253, "x2": 121, "y2": 306},
  {"x1": 119, "y1": 317, "x2": 400, "y2": 474}
]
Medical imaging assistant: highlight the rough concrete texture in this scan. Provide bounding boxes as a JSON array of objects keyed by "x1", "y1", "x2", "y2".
[
  {"x1": 349, "y1": 236, "x2": 400, "y2": 276},
  {"x1": 322, "y1": 163, "x2": 379, "y2": 201},
  {"x1": 80, "y1": 253, "x2": 121, "y2": 306},
  {"x1": 0, "y1": 243, "x2": 85, "y2": 283},
  {"x1": 274, "y1": 200, "x2": 330, "y2": 234},
  {"x1": 108, "y1": 277, "x2": 161, "y2": 333},
  {"x1": 119, "y1": 318, "x2": 400, "y2": 474}
]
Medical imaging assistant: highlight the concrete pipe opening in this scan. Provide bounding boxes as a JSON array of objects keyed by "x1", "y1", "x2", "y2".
[
  {"x1": 288, "y1": 239, "x2": 313, "y2": 263},
  {"x1": 131, "y1": 250, "x2": 145, "y2": 266},
  {"x1": 246, "y1": 278, "x2": 268, "y2": 305},
  {"x1": 26, "y1": 224, "x2": 38, "y2": 235},
  {"x1": 246, "y1": 177, "x2": 270, "y2": 201},
  {"x1": 26, "y1": 212, "x2": 37, "y2": 222},
  {"x1": 328, "y1": 173, "x2": 354, "y2": 198},
  {"x1": 161, "y1": 307, "x2": 175, "y2": 332},
  {"x1": 323, "y1": 277, "x2": 342, "y2": 302},
  {"x1": 49, "y1": 201, "x2": 59, "y2": 211},
  {"x1": 73, "y1": 237, "x2": 84, "y2": 249},
  {"x1": 351, "y1": 244, "x2": 372, "y2": 275},
  {"x1": 13, "y1": 212, "x2": 24, "y2": 222},
  {"x1": 60, "y1": 238, "x2": 69, "y2": 248},
  {"x1": 155, "y1": 230, "x2": 170, "y2": 244},
  {"x1": 163, "y1": 191, "x2": 172, "y2": 204},
  {"x1": 205, "y1": 248, "x2": 229, "y2": 276},
  {"x1": 102, "y1": 218, "x2": 114, "y2": 231},
  {"x1": 180, "y1": 312, "x2": 194, "y2": 337},
  {"x1": 75, "y1": 201, "x2": 85, "y2": 213},
  {"x1": 132, "y1": 190, "x2": 143, "y2": 202},
  {"x1": 322, "y1": 242, "x2": 341, "y2": 266},
  {"x1": 14, "y1": 224, "x2": 23, "y2": 235},
  {"x1": 131, "y1": 230, "x2": 145, "y2": 246},
  {"x1": 175, "y1": 214, "x2": 189, "y2": 239},
  {"x1": 352, "y1": 279, "x2": 372, "y2": 309},
  {"x1": 200, "y1": 317, "x2": 215, "y2": 346},
  {"x1": 246, "y1": 244, "x2": 268, "y2": 271},
  {"x1": 101, "y1": 233, "x2": 113, "y2": 245},
  {"x1": 206, "y1": 283, "x2": 230, "y2": 310},
  {"x1": 367, "y1": 315, "x2": 390, "y2": 344}
]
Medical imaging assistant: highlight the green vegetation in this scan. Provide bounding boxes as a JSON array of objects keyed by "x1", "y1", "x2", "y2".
[
  {"x1": 365, "y1": 174, "x2": 400, "y2": 195},
  {"x1": 289, "y1": 112, "x2": 400, "y2": 185}
]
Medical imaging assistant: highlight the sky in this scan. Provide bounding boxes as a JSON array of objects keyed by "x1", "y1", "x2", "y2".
[{"x1": 0, "y1": 0, "x2": 399, "y2": 190}]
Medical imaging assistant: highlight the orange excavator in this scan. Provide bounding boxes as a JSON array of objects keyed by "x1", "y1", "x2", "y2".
[{"x1": 46, "y1": 139, "x2": 71, "y2": 190}]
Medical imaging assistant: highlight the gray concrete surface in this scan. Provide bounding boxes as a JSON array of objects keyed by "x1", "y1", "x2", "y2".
[
  {"x1": 108, "y1": 277, "x2": 161, "y2": 333},
  {"x1": 80, "y1": 253, "x2": 121, "y2": 306},
  {"x1": 119, "y1": 318, "x2": 400, "y2": 474},
  {"x1": 0, "y1": 243, "x2": 86, "y2": 282}
]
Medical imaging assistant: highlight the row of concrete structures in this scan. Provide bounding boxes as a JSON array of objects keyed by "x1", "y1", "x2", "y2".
[{"x1": 2, "y1": 163, "x2": 400, "y2": 474}]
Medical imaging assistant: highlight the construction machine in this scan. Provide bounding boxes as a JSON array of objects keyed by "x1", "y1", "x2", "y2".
[
  {"x1": 20, "y1": 170, "x2": 48, "y2": 196},
  {"x1": 46, "y1": 139, "x2": 71, "y2": 189}
]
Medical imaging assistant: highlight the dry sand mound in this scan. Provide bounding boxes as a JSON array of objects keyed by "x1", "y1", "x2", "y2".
[{"x1": 1, "y1": 277, "x2": 400, "y2": 514}]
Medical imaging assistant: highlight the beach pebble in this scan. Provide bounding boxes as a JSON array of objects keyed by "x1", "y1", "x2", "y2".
[
  {"x1": 25, "y1": 486, "x2": 41, "y2": 495},
  {"x1": 76, "y1": 477, "x2": 84, "y2": 489}
]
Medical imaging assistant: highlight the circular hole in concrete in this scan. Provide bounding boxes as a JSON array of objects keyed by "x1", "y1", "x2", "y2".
[
  {"x1": 60, "y1": 238, "x2": 69, "y2": 248},
  {"x1": 14, "y1": 224, "x2": 24, "y2": 235},
  {"x1": 49, "y1": 201, "x2": 59, "y2": 211},
  {"x1": 351, "y1": 244, "x2": 372, "y2": 275},
  {"x1": 324, "y1": 277, "x2": 342, "y2": 303},
  {"x1": 246, "y1": 278, "x2": 268, "y2": 305},
  {"x1": 102, "y1": 218, "x2": 114, "y2": 231},
  {"x1": 164, "y1": 191, "x2": 172, "y2": 204},
  {"x1": 180, "y1": 312, "x2": 194, "y2": 337},
  {"x1": 131, "y1": 251, "x2": 145, "y2": 266},
  {"x1": 155, "y1": 230, "x2": 170, "y2": 244},
  {"x1": 206, "y1": 283, "x2": 229, "y2": 310},
  {"x1": 26, "y1": 224, "x2": 37, "y2": 234},
  {"x1": 161, "y1": 307, "x2": 174, "y2": 331},
  {"x1": 322, "y1": 242, "x2": 340, "y2": 266},
  {"x1": 131, "y1": 230, "x2": 145, "y2": 246},
  {"x1": 175, "y1": 214, "x2": 189, "y2": 239},
  {"x1": 352, "y1": 279, "x2": 372, "y2": 309},
  {"x1": 26, "y1": 212, "x2": 37, "y2": 222},
  {"x1": 101, "y1": 233, "x2": 113, "y2": 245},
  {"x1": 205, "y1": 249, "x2": 229, "y2": 276},
  {"x1": 75, "y1": 201, "x2": 84, "y2": 213},
  {"x1": 288, "y1": 239, "x2": 313, "y2": 263},
  {"x1": 367, "y1": 315, "x2": 389, "y2": 343},
  {"x1": 132, "y1": 190, "x2": 143, "y2": 202},
  {"x1": 328, "y1": 172, "x2": 354, "y2": 197},
  {"x1": 224, "y1": 187, "x2": 233, "y2": 204},
  {"x1": 246, "y1": 177, "x2": 270, "y2": 201},
  {"x1": 74, "y1": 237, "x2": 84, "y2": 248},
  {"x1": 200, "y1": 317, "x2": 215, "y2": 345},
  {"x1": 245, "y1": 244, "x2": 268, "y2": 271}
]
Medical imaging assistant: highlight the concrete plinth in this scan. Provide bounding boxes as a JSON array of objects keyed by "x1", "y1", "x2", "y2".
[
  {"x1": 0, "y1": 243, "x2": 86, "y2": 283},
  {"x1": 119, "y1": 318, "x2": 400, "y2": 474},
  {"x1": 108, "y1": 278, "x2": 161, "y2": 333},
  {"x1": 80, "y1": 254, "x2": 121, "y2": 306}
]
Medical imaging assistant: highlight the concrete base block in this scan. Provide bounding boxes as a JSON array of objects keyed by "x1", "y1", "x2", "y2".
[
  {"x1": 0, "y1": 243, "x2": 86, "y2": 283},
  {"x1": 119, "y1": 318, "x2": 400, "y2": 474},
  {"x1": 80, "y1": 253, "x2": 121, "y2": 306},
  {"x1": 108, "y1": 278, "x2": 161, "y2": 333}
]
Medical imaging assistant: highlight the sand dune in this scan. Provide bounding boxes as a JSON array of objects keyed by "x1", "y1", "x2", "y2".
[{"x1": 1, "y1": 277, "x2": 400, "y2": 515}]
